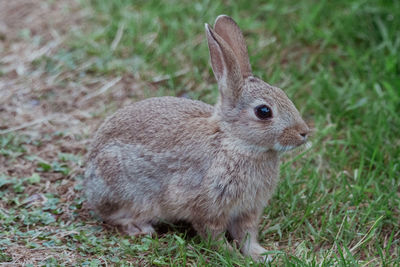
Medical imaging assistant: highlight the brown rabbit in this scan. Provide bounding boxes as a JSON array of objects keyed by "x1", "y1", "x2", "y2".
[{"x1": 85, "y1": 15, "x2": 309, "y2": 261}]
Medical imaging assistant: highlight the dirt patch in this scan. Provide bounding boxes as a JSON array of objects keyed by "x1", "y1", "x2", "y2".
[
  {"x1": 5, "y1": 244, "x2": 82, "y2": 266},
  {"x1": 0, "y1": 0, "x2": 143, "y2": 265},
  {"x1": 0, "y1": 0, "x2": 84, "y2": 177},
  {"x1": 0, "y1": 0, "x2": 141, "y2": 161},
  {"x1": 0, "y1": 0, "x2": 83, "y2": 41}
]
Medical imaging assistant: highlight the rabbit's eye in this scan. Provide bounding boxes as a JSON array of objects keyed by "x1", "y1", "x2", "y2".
[{"x1": 255, "y1": 105, "x2": 272, "y2": 119}]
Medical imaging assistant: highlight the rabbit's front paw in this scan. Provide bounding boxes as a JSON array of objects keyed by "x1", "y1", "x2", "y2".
[{"x1": 246, "y1": 242, "x2": 272, "y2": 263}]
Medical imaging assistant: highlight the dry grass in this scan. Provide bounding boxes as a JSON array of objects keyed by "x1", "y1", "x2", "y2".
[{"x1": 0, "y1": 1, "x2": 116, "y2": 265}]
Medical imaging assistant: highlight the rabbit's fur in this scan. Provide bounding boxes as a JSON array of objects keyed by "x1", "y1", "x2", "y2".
[{"x1": 85, "y1": 15, "x2": 309, "y2": 261}]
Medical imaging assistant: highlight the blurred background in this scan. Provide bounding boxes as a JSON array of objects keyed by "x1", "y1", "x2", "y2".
[{"x1": 0, "y1": 0, "x2": 399, "y2": 265}]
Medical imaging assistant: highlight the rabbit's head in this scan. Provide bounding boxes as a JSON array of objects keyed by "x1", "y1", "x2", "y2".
[{"x1": 206, "y1": 15, "x2": 309, "y2": 152}]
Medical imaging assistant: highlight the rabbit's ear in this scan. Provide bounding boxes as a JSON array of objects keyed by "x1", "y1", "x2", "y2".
[
  {"x1": 214, "y1": 15, "x2": 252, "y2": 77},
  {"x1": 205, "y1": 23, "x2": 243, "y2": 108}
]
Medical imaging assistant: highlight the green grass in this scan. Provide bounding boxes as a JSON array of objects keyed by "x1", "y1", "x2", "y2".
[{"x1": 1, "y1": 0, "x2": 399, "y2": 265}]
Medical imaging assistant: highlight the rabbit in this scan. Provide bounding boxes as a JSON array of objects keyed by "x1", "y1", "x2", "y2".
[{"x1": 84, "y1": 15, "x2": 310, "y2": 262}]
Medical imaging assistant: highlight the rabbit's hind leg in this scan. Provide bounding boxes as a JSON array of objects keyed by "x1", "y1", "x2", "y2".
[
  {"x1": 108, "y1": 207, "x2": 155, "y2": 236},
  {"x1": 120, "y1": 221, "x2": 155, "y2": 236}
]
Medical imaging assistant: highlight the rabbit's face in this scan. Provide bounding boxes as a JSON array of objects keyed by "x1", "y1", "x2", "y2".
[{"x1": 224, "y1": 76, "x2": 309, "y2": 152}]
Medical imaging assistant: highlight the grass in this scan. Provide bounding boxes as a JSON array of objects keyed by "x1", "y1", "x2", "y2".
[{"x1": 1, "y1": 0, "x2": 399, "y2": 265}]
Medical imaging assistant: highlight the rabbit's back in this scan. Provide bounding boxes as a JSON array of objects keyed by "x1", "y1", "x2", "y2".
[{"x1": 89, "y1": 96, "x2": 215, "y2": 159}]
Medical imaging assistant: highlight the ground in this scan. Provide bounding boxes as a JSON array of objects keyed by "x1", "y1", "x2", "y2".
[{"x1": 0, "y1": 0, "x2": 399, "y2": 266}]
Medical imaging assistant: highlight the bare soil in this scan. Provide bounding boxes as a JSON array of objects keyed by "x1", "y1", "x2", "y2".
[{"x1": 0, "y1": 1, "x2": 140, "y2": 265}]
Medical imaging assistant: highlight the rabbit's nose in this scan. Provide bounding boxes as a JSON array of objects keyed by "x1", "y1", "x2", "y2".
[
  {"x1": 299, "y1": 127, "x2": 310, "y2": 141},
  {"x1": 300, "y1": 132, "x2": 307, "y2": 138}
]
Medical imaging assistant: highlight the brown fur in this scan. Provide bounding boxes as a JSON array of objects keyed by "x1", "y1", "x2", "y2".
[{"x1": 84, "y1": 15, "x2": 309, "y2": 262}]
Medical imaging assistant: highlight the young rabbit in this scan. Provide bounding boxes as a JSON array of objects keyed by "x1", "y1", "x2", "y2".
[{"x1": 85, "y1": 15, "x2": 309, "y2": 261}]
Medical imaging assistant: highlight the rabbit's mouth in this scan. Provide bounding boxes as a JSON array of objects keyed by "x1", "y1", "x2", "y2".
[
  {"x1": 273, "y1": 143, "x2": 295, "y2": 152},
  {"x1": 273, "y1": 140, "x2": 311, "y2": 152}
]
